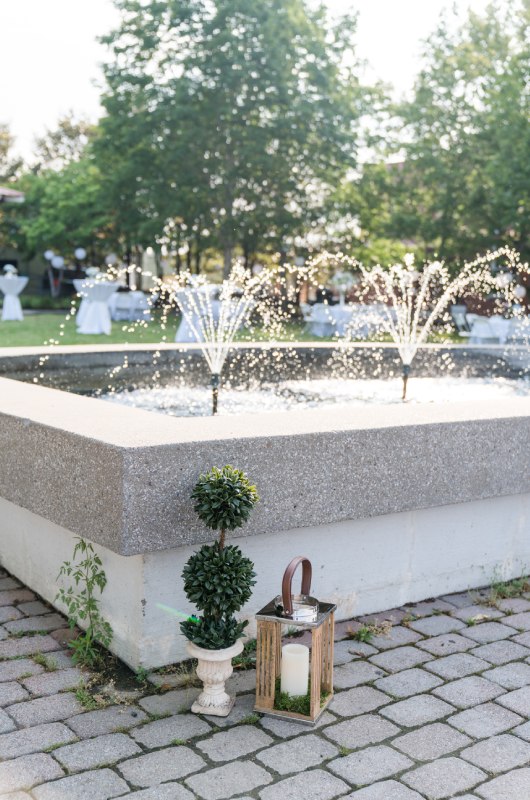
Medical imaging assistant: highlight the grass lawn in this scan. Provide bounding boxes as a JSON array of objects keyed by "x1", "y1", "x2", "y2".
[
  {"x1": 0, "y1": 312, "x2": 180, "y2": 348},
  {"x1": 0, "y1": 311, "x2": 461, "y2": 349}
]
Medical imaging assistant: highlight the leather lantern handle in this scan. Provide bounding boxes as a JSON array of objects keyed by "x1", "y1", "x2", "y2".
[{"x1": 281, "y1": 556, "x2": 312, "y2": 616}]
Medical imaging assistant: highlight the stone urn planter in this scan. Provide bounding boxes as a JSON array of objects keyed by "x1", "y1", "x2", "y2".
[{"x1": 187, "y1": 639, "x2": 244, "y2": 716}]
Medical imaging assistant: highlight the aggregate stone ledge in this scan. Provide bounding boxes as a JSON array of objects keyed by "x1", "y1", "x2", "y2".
[{"x1": 0, "y1": 376, "x2": 530, "y2": 555}]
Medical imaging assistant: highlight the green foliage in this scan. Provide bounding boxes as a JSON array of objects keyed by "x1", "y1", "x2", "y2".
[
  {"x1": 98, "y1": 0, "x2": 367, "y2": 270},
  {"x1": 233, "y1": 638, "x2": 257, "y2": 670},
  {"x1": 180, "y1": 543, "x2": 255, "y2": 649},
  {"x1": 273, "y1": 678, "x2": 329, "y2": 716},
  {"x1": 191, "y1": 465, "x2": 259, "y2": 536},
  {"x1": 56, "y1": 538, "x2": 113, "y2": 668},
  {"x1": 350, "y1": 625, "x2": 374, "y2": 643},
  {"x1": 181, "y1": 467, "x2": 258, "y2": 650}
]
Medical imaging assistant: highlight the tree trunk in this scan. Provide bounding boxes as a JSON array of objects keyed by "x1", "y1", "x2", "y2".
[{"x1": 223, "y1": 244, "x2": 232, "y2": 279}]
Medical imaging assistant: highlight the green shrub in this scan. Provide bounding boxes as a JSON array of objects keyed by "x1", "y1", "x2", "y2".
[{"x1": 181, "y1": 466, "x2": 259, "y2": 650}]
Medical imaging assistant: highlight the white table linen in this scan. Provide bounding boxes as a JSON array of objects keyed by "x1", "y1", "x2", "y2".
[
  {"x1": 0, "y1": 276, "x2": 28, "y2": 321},
  {"x1": 76, "y1": 281, "x2": 119, "y2": 335},
  {"x1": 108, "y1": 291, "x2": 152, "y2": 322}
]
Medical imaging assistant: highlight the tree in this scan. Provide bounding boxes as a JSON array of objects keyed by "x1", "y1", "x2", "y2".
[
  {"x1": 98, "y1": 0, "x2": 367, "y2": 273},
  {"x1": 34, "y1": 113, "x2": 97, "y2": 172},
  {"x1": 0, "y1": 124, "x2": 24, "y2": 250},
  {"x1": 16, "y1": 156, "x2": 111, "y2": 259},
  {"x1": 338, "y1": 1, "x2": 529, "y2": 266}
]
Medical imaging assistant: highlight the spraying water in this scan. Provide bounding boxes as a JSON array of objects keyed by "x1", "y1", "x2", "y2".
[{"x1": 312, "y1": 248, "x2": 527, "y2": 400}]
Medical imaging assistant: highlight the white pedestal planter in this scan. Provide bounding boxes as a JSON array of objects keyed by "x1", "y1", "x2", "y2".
[{"x1": 186, "y1": 639, "x2": 244, "y2": 717}]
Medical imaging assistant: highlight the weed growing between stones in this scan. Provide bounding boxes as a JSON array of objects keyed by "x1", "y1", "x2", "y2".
[{"x1": 56, "y1": 537, "x2": 113, "y2": 669}]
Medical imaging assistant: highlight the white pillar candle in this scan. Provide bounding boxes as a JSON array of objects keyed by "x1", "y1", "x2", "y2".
[{"x1": 280, "y1": 643, "x2": 309, "y2": 697}]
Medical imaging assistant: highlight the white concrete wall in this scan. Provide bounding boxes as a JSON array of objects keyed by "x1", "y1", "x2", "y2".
[{"x1": 1, "y1": 492, "x2": 528, "y2": 669}]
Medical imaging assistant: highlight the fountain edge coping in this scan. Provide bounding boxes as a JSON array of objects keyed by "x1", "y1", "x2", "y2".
[{"x1": 0, "y1": 375, "x2": 529, "y2": 555}]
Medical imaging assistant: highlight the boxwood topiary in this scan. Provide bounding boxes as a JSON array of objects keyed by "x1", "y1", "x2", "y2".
[{"x1": 181, "y1": 466, "x2": 259, "y2": 650}]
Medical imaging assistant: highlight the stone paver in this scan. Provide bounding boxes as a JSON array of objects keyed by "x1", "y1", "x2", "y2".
[
  {"x1": 368, "y1": 626, "x2": 422, "y2": 650},
  {"x1": 333, "y1": 661, "x2": 387, "y2": 689},
  {"x1": 259, "y1": 769, "x2": 348, "y2": 800},
  {"x1": 425, "y1": 653, "x2": 490, "y2": 680},
  {"x1": 131, "y1": 712, "x2": 211, "y2": 748},
  {"x1": 452, "y1": 605, "x2": 503, "y2": 622},
  {"x1": 53, "y1": 732, "x2": 141, "y2": 772},
  {"x1": 418, "y1": 634, "x2": 477, "y2": 656},
  {"x1": 393, "y1": 722, "x2": 472, "y2": 761},
  {"x1": 21, "y1": 667, "x2": 85, "y2": 696},
  {"x1": 118, "y1": 747, "x2": 205, "y2": 788},
  {"x1": 257, "y1": 733, "x2": 338, "y2": 775},
  {"x1": 260, "y1": 710, "x2": 335, "y2": 738},
  {"x1": 323, "y1": 713, "x2": 400, "y2": 748},
  {"x1": 66, "y1": 705, "x2": 148, "y2": 737},
  {"x1": 496, "y1": 685, "x2": 530, "y2": 716},
  {"x1": 198, "y1": 725, "x2": 273, "y2": 762},
  {"x1": 0, "y1": 681, "x2": 29, "y2": 706},
  {"x1": 464, "y1": 622, "x2": 517, "y2": 644},
  {"x1": 138, "y1": 687, "x2": 199, "y2": 717},
  {"x1": 475, "y1": 768, "x2": 530, "y2": 799},
  {"x1": 370, "y1": 646, "x2": 433, "y2": 673},
  {"x1": 0, "y1": 634, "x2": 60, "y2": 659},
  {"x1": 328, "y1": 743, "x2": 413, "y2": 785},
  {"x1": 347, "y1": 782, "x2": 425, "y2": 799},
  {"x1": 330, "y1": 686, "x2": 390, "y2": 717},
  {"x1": 497, "y1": 597, "x2": 530, "y2": 613},
  {"x1": 409, "y1": 614, "x2": 466, "y2": 636},
  {"x1": 118, "y1": 787, "x2": 194, "y2": 800},
  {"x1": 4, "y1": 570, "x2": 530, "y2": 800},
  {"x1": 501, "y1": 611, "x2": 530, "y2": 631},
  {"x1": 6, "y1": 692, "x2": 83, "y2": 727},
  {"x1": 333, "y1": 640, "x2": 376, "y2": 664},
  {"x1": 402, "y1": 757, "x2": 486, "y2": 798},
  {"x1": 0, "y1": 754, "x2": 63, "y2": 794},
  {"x1": 0, "y1": 658, "x2": 44, "y2": 682},
  {"x1": 32, "y1": 768, "x2": 129, "y2": 800},
  {"x1": 375, "y1": 667, "x2": 443, "y2": 698},
  {"x1": 17, "y1": 601, "x2": 50, "y2": 616},
  {"x1": 185, "y1": 761, "x2": 272, "y2": 800},
  {"x1": 461, "y1": 733, "x2": 530, "y2": 772},
  {"x1": 0, "y1": 708, "x2": 16, "y2": 733},
  {"x1": 483, "y1": 661, "x2": 530, "y2": 689},
  {"x1": 4, "y1": 614, "x2": 65, "y2": 635},
  {"x1": 0, "y1": 589, "x2": 35, "y2": 606},
  {"x1": 380, "y1": 694, "x2": 454, "y2": 727},
  {"x1": 472, "y1": 639, "x2": 530, "y2": 664},
  {"x1": 0, "y1": 606, "x2": 23, "y2": 623},
  {"x1": 448, "y1": 702, "x2": 523, "y2": 738},
  {"x1": 0, "y1": 722, "x2": 76, "y2": 760},
  {"x1": 433, "y1": 676, "x2": 505, "y2": 708}
]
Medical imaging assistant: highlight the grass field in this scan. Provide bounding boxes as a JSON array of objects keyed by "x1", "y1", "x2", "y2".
[
  {"x1": 0, "y1": 311, "x2": 327, "y2": 348},
  {"x1": 0, "y1": 310, "x2": 461, "y2": 349}
]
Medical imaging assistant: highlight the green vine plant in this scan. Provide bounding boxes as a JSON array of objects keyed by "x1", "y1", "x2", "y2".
[{"x1": 56, "y1": 537, "x2": 113, "y2": 668}]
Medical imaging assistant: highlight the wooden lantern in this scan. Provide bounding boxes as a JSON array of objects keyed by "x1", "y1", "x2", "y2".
[{"x1": 254, "y1": 556, "x2": 336, "y2": 724}]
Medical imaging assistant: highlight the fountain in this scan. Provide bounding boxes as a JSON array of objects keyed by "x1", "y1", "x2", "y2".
[
  {"x1": 313, "y1": 248, "x2": 527, "y2": 400},
  {"x1": 163, "y1": 262, "x2": 308, "y2": 414}
]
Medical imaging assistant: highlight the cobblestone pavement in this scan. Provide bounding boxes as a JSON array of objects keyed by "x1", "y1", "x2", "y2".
[{"x1": 2, "y1": 571, "x2": 530, "y2": 799}]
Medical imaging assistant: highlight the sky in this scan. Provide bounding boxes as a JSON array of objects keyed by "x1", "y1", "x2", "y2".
[{"x1": 0, "y1": 0, "x2": 492, "y2": 159}]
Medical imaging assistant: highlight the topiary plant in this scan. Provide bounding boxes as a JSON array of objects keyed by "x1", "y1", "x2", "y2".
[{"x1": 181, "y1": 466, "x2": 259, "y2": 650}]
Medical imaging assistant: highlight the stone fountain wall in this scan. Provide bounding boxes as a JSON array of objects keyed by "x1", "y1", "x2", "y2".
[{"x1": 0, "y1": 372, "x2": 529, "y2": 668}]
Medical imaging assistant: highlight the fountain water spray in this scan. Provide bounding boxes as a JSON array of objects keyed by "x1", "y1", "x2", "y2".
[
  {"x1": 165, "y1": 262, "x2": 309, "y2": 414},
  {"x1": 312, "y1": 248, "x2": 527, "y2": 400}
]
